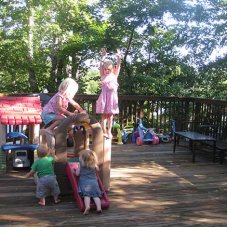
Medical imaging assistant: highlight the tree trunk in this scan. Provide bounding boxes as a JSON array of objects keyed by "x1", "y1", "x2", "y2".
[{"x1": 27, "y1": 4, "x2": 38, "y2": 91}]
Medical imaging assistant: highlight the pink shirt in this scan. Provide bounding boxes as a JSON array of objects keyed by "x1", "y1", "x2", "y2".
[{"x1": 43, "y1": 92, "x2": 69, "y2": 115}]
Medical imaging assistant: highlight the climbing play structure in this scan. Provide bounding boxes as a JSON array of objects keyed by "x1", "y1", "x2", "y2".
[
  {"x1": 39, "y1": 111, "x2": 112, "y2": 197},
  {"x1": 39, "y1": 112, "x2": 111, "y2": 211}
]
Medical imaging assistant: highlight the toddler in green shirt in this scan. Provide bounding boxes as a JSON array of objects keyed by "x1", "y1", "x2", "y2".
[{"x1": 25, "y1": 144, "x2": 60, "y2": 206}]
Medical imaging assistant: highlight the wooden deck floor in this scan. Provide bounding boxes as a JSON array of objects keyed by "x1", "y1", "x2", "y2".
[{"x1": 1, "y1": 142, "x2": 227, "y2": 226}]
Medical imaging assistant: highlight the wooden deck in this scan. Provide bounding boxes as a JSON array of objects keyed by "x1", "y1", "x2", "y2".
[{"x1": 1, "y1": 142, "x2": 227, "y2": 226}]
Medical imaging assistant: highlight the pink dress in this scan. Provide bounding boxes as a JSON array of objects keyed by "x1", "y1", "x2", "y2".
[{"x1": 96, "y1": 73, "x2": 119, "y2": 114}]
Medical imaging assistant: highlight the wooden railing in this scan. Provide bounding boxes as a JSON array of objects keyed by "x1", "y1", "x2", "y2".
[
  {"x1": 74, "y1": 95, "x2": 227, "y2": 140},
  {"x1": 4, "y1": 93, "x2": 227, "y2": 140}
]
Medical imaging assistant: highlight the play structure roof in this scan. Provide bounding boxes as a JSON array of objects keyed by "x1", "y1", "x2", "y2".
[{"x1": 0, "y1": 96, "x2": 42, "y2": 125}]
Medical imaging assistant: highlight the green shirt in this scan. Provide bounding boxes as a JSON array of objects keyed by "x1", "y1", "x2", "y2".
[{"x1": 31, "y1": 156, "x2": 55, "y2": 178}]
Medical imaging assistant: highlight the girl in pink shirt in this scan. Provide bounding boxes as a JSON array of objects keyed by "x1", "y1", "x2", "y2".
[{"x1": 41, "y1": 78, "x2": 86, "y2": 135}]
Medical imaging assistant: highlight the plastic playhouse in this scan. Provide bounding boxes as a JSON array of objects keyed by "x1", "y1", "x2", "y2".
[{"x1": 0, "y1": 95, "x2": 42, "y2": 172}]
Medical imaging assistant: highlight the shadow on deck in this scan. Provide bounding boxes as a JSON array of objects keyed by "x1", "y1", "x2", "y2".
[{"x1": 1, "y1": 142, "x2": 227, "y2": 226}]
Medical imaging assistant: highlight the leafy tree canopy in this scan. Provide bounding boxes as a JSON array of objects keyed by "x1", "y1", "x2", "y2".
[{"x1": 0, "y1": 0, "x2": 226, "y2": 99}]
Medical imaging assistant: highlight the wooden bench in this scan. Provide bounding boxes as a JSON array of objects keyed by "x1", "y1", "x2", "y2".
[{"x1": 173, "y1": 131, "x2": 216, "y2": 162}]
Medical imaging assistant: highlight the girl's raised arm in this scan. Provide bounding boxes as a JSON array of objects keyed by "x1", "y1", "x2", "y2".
[
  {"x1": 114, "y1": 49, "x2": 121, "y2": 76},
  {"x1": 99, "y1": 48, "x2": 107, "y2": 75}
]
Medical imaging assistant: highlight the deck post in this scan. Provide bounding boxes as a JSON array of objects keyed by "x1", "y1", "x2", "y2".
[
  {"x1": 0, "y1": 122, "x2": 6, "y2": 173},
  {"x1": 89, "y1": 121, "x2": 111, "y2": 191},
  {"x1": 29, "y1": 124, "x2": 40, "y2": 162},
  {"x1": 101, "y1": 138, "x2": 111, "y2": 191}
]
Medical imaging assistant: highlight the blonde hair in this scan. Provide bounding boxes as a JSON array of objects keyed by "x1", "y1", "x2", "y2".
[
  {"x1": 58, "y1": 78, "x2": 79, "y2": 99},
  {"x1": 79, "y1": 149, "x2": 98, "y2": 170},
  {"x1": 37, "y1": 144, "x2": 49, "y2": 158},
  {"x1": 103, "y1": 59, "x2": 114, "y2": 69}
]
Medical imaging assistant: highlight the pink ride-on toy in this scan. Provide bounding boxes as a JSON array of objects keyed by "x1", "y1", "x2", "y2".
[{"x1": 135, "y1": 119, "x2": 159, "y2": 146}]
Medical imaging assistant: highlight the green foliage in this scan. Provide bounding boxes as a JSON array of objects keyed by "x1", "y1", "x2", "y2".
[
  {"x1": 80, "y1": 68, "x2": 100, "y2": 94},
  {"x1": 0, "y1": 0, "x2": 226, "y2": 100}
]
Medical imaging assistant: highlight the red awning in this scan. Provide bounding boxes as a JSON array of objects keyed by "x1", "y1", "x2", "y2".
[{"x1": 0, "y1": 96, "x2": 42, "y2": 125}]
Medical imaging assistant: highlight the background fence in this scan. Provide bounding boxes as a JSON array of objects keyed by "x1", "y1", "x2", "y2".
[
  {"x1": 3, "y1": 93, "x2": 227, "y2": 140},
  {"x1": 72, "y1": 95, "x2": 227, "y2": 140}
]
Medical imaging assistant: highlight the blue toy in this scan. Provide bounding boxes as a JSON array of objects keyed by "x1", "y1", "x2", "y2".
[
  {"x1": 1, "y1": 132, "x2": 38, "y2": 168},
  {"x1": 131, "y1": 129, "x2": 136, "y2": 143},
  {"x1": 136, "y1": 119, "x2": 153, "y2": 145},
  {"x1": 154, "y1": 127, "x2": 172, "y2": 143},
  {"x1": 122, "y1": 124, "x2": 134, "y2": 144},
  {"x1": 157, "y1": 133, "x2": 171, "y2": 143}
]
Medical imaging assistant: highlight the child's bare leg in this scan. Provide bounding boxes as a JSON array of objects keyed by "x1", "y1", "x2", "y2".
[
  {"x1": 102, "y1": 115, "x2": 108, "y2": 137},
  {"x1": 93, "y1": 197, "x2": 102, "y2": 213},
  {"x1": 83, "y1": 196, "x2": 90, "y2": 215},
  {"x1": 54, "y1": 196, "x2": 61, "y2": 204},
  {"x1": 44, "y1": 120, "x2": 61, "y2": 134},
  {"x1": 44, "y1": 115, "x2": 66, "y2": 134},
  {"x1": 107, "y1": 114, "x2": 113, "y2": 138},
  {"x1": 38, "y1": 197, "x2": 45, "y2": 206}
]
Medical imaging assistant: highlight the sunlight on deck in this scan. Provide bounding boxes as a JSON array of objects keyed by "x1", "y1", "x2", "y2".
[
  {"x1": 111, "y1": 161, "x2": 195, "y2": 187},
  {"x1": 0, "y1": 215, "x2": 33, "y2": 221}
]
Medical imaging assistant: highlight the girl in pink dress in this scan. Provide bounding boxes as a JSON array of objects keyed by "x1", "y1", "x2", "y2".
[{"x1": 96, "y1": 48, "x2": 122, "y2": 138}]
